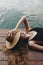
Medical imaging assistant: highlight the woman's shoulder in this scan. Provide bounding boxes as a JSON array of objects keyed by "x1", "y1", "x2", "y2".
[{"x1": 29, "y1": 27, "x2": 43, "y2": 31}]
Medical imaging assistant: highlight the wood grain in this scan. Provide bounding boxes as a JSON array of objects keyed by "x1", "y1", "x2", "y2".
[
  {"x1": 0, "y1": 61, "x2": 8, "y2": 65},
  {"x1": 0, "y1": 29, "x2": 43, "y2": 65}
]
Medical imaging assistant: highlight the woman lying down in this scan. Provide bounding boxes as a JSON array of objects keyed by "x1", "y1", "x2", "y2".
[{"x1": 2, "y1": 16, "x2": 43, "y2": 51}]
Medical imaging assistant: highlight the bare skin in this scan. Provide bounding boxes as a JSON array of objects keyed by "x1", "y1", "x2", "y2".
[{"x1": 7, "y1": 16, "x2": 43, "y2": 51}]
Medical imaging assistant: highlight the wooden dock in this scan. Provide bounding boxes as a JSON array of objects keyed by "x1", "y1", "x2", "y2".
[{"x1": 0, "y1": 29, "x2": 43, "y2": 65}]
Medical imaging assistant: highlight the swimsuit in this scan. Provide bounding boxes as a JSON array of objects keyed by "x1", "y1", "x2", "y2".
[{"x1": 29, "y1": 27, "x2": 43, "y2": 41}]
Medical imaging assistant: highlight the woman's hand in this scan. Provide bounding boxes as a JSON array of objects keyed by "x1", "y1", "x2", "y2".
[
  {"x1": 6, "y1": 28, "x2": 16, "y2": 37},
  {"x1": 6, "y1": 31, "x2": 14, "y2": 42},
  {"x1": 6, "y1": 28, "x2": 20, "y2": 42},
  {"x1": 6, "y1": 29, "x2": 16, "y2": 43}
]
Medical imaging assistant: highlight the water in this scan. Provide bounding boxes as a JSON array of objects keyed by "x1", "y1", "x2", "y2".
[{"x1": 0, "y1": 0, "x2": 43, "y2": 29}]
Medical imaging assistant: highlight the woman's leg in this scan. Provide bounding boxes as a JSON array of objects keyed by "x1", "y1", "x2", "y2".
[{"x1": 28, "y1": 41, "x2": 43, "y2": 51}]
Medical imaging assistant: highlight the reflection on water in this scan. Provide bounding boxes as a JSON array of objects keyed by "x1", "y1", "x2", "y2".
[{"x1": 0, "y1": 0, "x2": 43, "y2": 28}]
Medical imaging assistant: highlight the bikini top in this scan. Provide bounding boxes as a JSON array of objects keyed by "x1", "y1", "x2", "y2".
[{"x1": 29, "y1": 27, "x2": 43, "y2": 41}]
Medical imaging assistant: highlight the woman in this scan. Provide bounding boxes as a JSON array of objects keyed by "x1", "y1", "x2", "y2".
[{"x1": 6, "y1": 16, "x2": 43, "y2": 51}]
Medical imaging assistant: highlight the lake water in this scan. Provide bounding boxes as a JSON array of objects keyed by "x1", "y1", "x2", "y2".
[{"x1": 0, "y1": 0, "x2": 43, "y2": 29}]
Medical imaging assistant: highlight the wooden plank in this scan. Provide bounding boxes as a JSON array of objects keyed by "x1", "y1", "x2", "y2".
[
  {"x1": 8, "y1": 61, "x2": 43, "y2": 65},
  {"x1": 0, "y1": 61, "x2": 43, "y2": 65},
  {"x1": 0, "y1": 29, "x2": 9, "y2": 42},
  {"x1": 0, "y1": 61, "x2": 8, "y2": 65},
  {"x1": 28, "y1": 61, "x2": 43, "y2": 65},
  {"x1": 0, "y1": 42, "x2": 43, "y2": 61},
  {"x1": 0, "y1": 37, "x2": 5, "y2": 42},
  {"x1": 0, "y1": 29, "x2": 43, "y2": 65},
  {"x1": 0, "y1": 29, "x2": 9, "y2": 33},
  {"x1": 0, "y1": 29, "x2": 9, "y2": 36},
  {"x1": 0, "y1": 51, "x2": 8, "y2": 60},
  {"x1": 28, "y1": 51, "x2": 43, "y2": 60},
  {"x1": 0, "y1": 29, "x2": 26, "y2": 36},
  {"x1": 0, "y1": 43, "x2": 43, "y2": 61}
]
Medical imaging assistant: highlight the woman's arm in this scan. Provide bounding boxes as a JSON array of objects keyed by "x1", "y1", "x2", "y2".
[
  {"x1": 13, "y1": 16, "x2": 30, "y2": 32},
  {"x1": 29, "y1": 41, "x2": 43, "y2": 51},
  {"x1": 7, "y1": 16, "x2": 30, "y2": 39}
]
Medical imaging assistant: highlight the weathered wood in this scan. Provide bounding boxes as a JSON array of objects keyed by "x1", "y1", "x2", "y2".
[
  {"x1": 0, "y1": 29, "x2": 43, "y2": 65},
  {"x1": 0, "y1": 51, "x2": 8, "y2": 60},
  {"x1": 28, "y1": 61, "x2": 43, "y2": 65},
  {"x1": 0, "y1": 29, "x2": 9, "y2": 36},
  {"x1": 0, "y1": 61, "x2": 43, "y2": 65},
  {"x1": 0, "y1": 37, "x2": 5, "y2": 42},
  {"x1": 0, "y1": 61, "x2": 8, "y2": 65},
  {"x1": 0, "y1": 43, "x2": 43, "y2": 61},
  {"x1": 28, "y1": 51, "x2": 43, "y2": 60}
]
